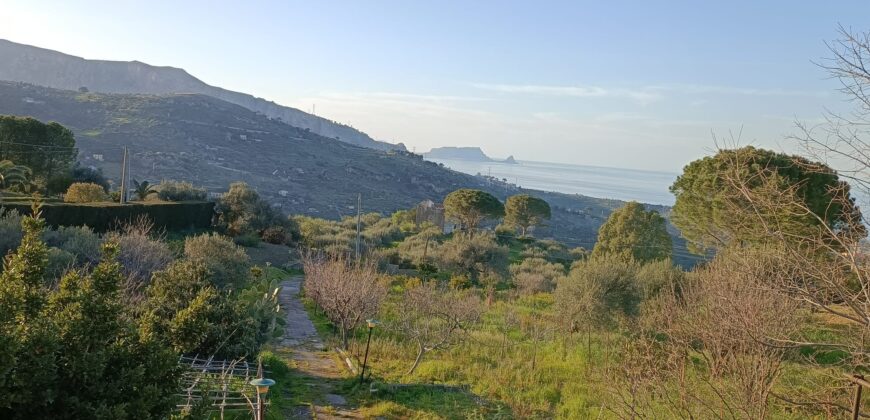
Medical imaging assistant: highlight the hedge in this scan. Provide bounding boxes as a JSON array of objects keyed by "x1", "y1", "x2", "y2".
[{"x1": 0, "y1": 201, "x2": 215, "y2": 232}]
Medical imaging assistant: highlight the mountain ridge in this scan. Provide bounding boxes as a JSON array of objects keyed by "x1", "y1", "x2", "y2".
[{"x1": 0, "y1": 39, "x2": 404, "y2": 152}]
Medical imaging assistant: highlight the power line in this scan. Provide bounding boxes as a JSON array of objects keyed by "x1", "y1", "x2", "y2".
[{"x1": 0, "y1": 141, "x2": 78, "y2": 149}]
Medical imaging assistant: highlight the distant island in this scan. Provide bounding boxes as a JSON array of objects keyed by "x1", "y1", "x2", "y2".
[{"x1": 424, "y1": 146, "x2": 518, "y2": 164}]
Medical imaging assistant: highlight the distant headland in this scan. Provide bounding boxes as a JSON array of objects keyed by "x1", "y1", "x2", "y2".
[{"x1": 423, "y1": 146, "x2": 518, "y2": 164}]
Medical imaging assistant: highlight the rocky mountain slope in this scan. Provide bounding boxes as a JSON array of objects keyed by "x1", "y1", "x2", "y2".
[{"x1": 0, "y1": 39, "x2": 403, "y2": 152}]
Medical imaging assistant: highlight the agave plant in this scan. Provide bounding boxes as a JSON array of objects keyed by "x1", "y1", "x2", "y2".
[
  {"x1": 0, "y1": 160, "x2": 32, "y2": 192},
  {"x1": 132, "y1": 179, "x2": 158, "y2": 201}
]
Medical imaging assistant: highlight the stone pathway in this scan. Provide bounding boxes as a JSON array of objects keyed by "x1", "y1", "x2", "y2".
[{"x1": 277, "y1": 277, "x2": 361, "y2": 419}]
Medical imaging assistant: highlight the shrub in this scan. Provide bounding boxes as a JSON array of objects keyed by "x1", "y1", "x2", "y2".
[
  {"x1": 105, "y1": 219, "x2": 174, "y2": 289},
  {"x1": 449, "y1": 274, "x2": 472, "y2": 290},
  {"x1": 261, "y1": 226, "x2": 287, "y2": 244},
  {"x1": 45, "y1": 247, "x2": 76, "y2": 280},
  {"x1": 396, "y1": 224, "x2": 443, "y2": 266},
  {"x1": 155, "y1": 180, "x2": 206, "y2": 201},
  {"x1": 216, "y1": 182, "x2": 283, "y2": 236},
  {"x1": 556, "y1": 255, "x2": 641, "y2": 332},
  {"x1": 141, "y1": 260, "x2": 260, "y2": 358},
  {"x1": 184, "y1": 233, "x2": 250, "y2": 290},
  {"x1": 0, "y1": 211, "x2": 179, "y2": 417},
  {"x1": 434, "y1": 232, "x2": 509, "y2": 281},
  {"x1": 42, "y1": 226, "x2": 102, "y2": 265},
  {"x1": 363, "y1": 218, "x2": 402, "y2": 246},
  {"x1": 510, "y1": 257, "x2": 566, "y2": 295},
  {"x1": 233, "y1": 232, "x2": 261, "y2": 248},
  {"x1": 64, "y1": 182, "x2": 108, "y2": 203},
  {"x1": 46, "y1": 164, "x2": 110, "y2": 195},
  {"x1": 0, "y1": 208, "x2": 23, "y2": 256},
  {"x1": 70, "y1": 165, "x2": 110, "y2": 191},
  {"x1": 635, "y1": 258, "x2": 684, "y2": 299}
]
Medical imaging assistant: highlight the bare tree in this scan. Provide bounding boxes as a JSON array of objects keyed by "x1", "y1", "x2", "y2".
[
  {"x1": 391, "y1": 281, "x2": 482, "y2": 375},
  {"x1": 301, "y1": 252, "x2": 386, "y2": 349},
  {"x1": 796, "y1": 26, "x2": 870, "y2": 201},
  {"x1": 605, "y1": 253, "x2": 803, "y2": 419},
  {"x1": 519, "y1": 313, "x2": 556, "y2": 371},
  {"x1": 105, "y1": 216, "x2": 173, "y2": 299}
]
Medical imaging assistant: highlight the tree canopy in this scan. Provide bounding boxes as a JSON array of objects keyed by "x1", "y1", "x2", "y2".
[
  {"x1": 592, "y1": 201, "x2": 672, "y2": 262},
  {"x1": 443, "y1": 189, "x2": 504, "y2": 234},
  {"x1": 0, "y1": 116, "x2": 77, "y2": 183},
  {"x1": 669, "y1": 146, "x2": 863, "y2": 254},
  {"x1": 216, "y1": 181, "x2": 284, "y2": 236},
  {"x1": 504, "y1": 194, "x2": 551, "y2": 237}
]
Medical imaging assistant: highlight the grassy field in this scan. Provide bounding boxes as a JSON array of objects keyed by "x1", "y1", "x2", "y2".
[{"x1": 285, "y1": 278, "x2": 865, "y2": 419}]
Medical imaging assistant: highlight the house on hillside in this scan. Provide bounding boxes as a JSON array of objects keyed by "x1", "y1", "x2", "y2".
[{"x1": 415, "y1": 199, "x2": 454, "y2": 234}]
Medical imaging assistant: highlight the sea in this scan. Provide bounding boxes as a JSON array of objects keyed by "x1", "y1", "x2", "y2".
[{"x1": 427, "y1": 158, "x2": 679, "y2": 206}]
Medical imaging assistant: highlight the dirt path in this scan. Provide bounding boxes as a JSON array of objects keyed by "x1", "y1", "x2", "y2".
[{"x1": 277, "y1": 277, "x2": 361, "y2": 419}]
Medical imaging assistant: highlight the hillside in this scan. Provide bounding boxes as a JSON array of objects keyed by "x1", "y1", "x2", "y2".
[
  {"x1": 0, "y1": 81, "x2": 699, "y2": 265},
  {"x1": 0, "y1": 39, "x2": 403, "y2": 152}
]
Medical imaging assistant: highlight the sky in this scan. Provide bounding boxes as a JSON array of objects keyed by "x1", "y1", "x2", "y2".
[{"x1": 1, "y1": 0, "x2": 869, "y2": 172}]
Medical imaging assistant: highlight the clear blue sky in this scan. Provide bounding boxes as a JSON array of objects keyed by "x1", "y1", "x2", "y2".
[{"x1": 2, "y1": 0, "x2": 868, "y2": 171}]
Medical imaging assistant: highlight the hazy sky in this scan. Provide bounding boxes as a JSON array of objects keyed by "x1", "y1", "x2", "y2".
[{"x1": 2, "y1": 0, "x2": 869, "y2": 171}]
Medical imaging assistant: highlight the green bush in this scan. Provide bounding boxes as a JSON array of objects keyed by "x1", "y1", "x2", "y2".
[
  {"x1": 216, "y1": 182, "x2": 285, "y2": 236},
  {"x1": 0, "y1": 208, "x2": 23, "y2": 255},
  {"x1": 183, "y1": 233, "x2": 250, "y2": 290},
  {"x1": 45, "y1": 247, "x2": 76, "y2": 280},
  {"x1": 0, "y1": 212, "x2": 179, "y2": 418},
  {"x1": 64, "y1": 182, "x2": 108, "y2": 203},
  {"x1": 434, "y1": 232, "x2": 509, "y2": 281},
  {"x1": 42, "y1": 225, "x2": 102, "y2": 265},
  {"x1": 556, "y1": 255, "x2": 641, "y2": 331},
  {"x1": 635, "y1": 258, "x2": 684, "y2": 299},
  {"x1": 155, "y1": 180, "x2": 206, "y2": 201},
  {"x1": 261, "y1": 225, "x2": 287, "y2": 244},
  {"x1": 233, "y1": 232, "x2": 261, "y2": 248},
  {"x1": 510, "y1": 257, "x2": 566, "y2": 295},
  {"x1": 141, "y1": 260, "x2": 260, "y2": 358}
]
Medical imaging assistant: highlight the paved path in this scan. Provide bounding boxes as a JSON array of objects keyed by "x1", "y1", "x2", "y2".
[{"x1": 278, "y1": 277, "x2": 361, "y2": 419}]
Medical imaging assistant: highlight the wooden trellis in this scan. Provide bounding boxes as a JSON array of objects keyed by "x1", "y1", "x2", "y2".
[{"x1": 175, "y1": 355, "x2": 272, "y2": 418}]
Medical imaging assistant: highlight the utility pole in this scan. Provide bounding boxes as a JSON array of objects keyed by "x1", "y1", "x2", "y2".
[
  {"x1": 355, "y1": 194, "x2": 362, "y2": 260},
  {"x1": 119, "y1": 147, "x2": 128, "y2": 204}
]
